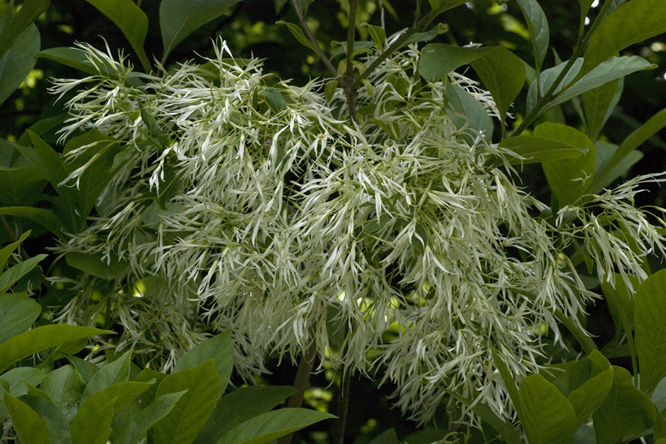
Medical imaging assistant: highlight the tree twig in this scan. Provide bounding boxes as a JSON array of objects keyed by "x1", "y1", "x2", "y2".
[
  {"x1": 341, "y1": 0, "x2": 360, "y2": 123},
  {"x1": 329, "y1": 368, "x2": 352, "y2": 444},
  {"x1": 290, "y1": 0, "x2": 338, "y2": 77}
]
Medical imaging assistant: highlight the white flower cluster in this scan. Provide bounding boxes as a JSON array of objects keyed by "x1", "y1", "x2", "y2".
[{"x1": 51, "y1": 39, "x2": 665, "y2": 423}]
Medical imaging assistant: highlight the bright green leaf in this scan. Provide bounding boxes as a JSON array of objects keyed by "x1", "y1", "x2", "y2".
[
  {"x1": 365, "y1": 23, "x2": 386, "y2": 48},
  {"x1": 635, "y1": 269, "x2": 666, "y2": 395},
  {"x1": 515, "y1": 0, "x2": 549, "y2": 70},
  {"x1": 536, "y1": 122, "x2": 596, "y2": 206},
  {"x1": 445, "y1": 80, "x2": 493, "y2": 143},
  {"x1": 4, "y1": 393, "x2": 52, "y2": 444},
  {"x1": 419, "y1": 43, "x2": 493, "y2": 82},
  {"x1": 0, "y1": 23, "x2": 39, "y2": 107},
  {"x1": 215, "y1": 408, "x2": 336, "y2": 444},
  {"x1": 124, "y1": 391, "x2": 186, "y2": 444},
  {"x1": 82, "y1": 350, "x2": 132, "y2": 402},
  {"x1": 152, "y1": 360, "x2": 222, "y2": 444},
  {"x1": 518, "y1": 374, "x2": 578, "y2": 444},
  {"x1": 160, "y1": 0, "x2": 242, "y2": 63},
  {"x1": 0, "y1": 293, "x2": 41, "y2": 343},
  {"x1": 174, "y1": 331, "x2": 234, "y2": 395},
  {"x1": 498, "y1": 135, "x2": 585, "y2": 165},
  {"x1": 567, "y1": 368, "x2": 613, "y2": 425},
  {"x1": 0, "y1": 325, "x2": 113, "y2": 373},
  {"x1": 65, "y1": 252, "x2": 129, "y2": 280}
]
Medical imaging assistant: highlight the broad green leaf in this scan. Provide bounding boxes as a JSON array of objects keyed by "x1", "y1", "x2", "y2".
[
  {"x1": 498, "y1": 135, "x2": 585, "y2": 165},
  {"x1": 0, "y1": 367, "x2": 46, "y2": 419},
  {"x1": 0, "y1": 254, "x2": 46, "y2": 295},
  {"x1": 448, "y1": 391, "x2": 521, "y2": 444},
  {"x1": 85, "y1": 0, "x2": 149, "y2": 71},
  {"x1": 588, "y1": 146, "x2": 642, "y2": 194},
  {"x1": 0, "y1": 230, "x2": 30, "y2": 269},
  {"x1": 263, "y1": 87, "x2": 288, "y2": 113},
  {"x1": 174, "y1": 331, "x2": 234, "y2": 395},
  {"x1": 445, "y1": 80, "x2": 493, "y2": 143},
  {"x1": 427, "y1": 0, "x2": 467, "y2": 13},
  {"x1": 567, "y1": 368, "x2": 613, "y2": 425},
  {"x1": 601, "y1": 272, "x2": 640, "y2": 339},
  {"x1": 652, "y1": 376, "x2": 666, "y2": 413},
  {"x1": 160, "y1": 0, "x2": 242, "y2": 63},
  {"x1": 16, "y1": 131, "x2": 71, "y2": 201},
  {"x1": 35, "y1": 47, "x2": 117, "y2": 77},
  {"x1": 152, "y1": 360, "x2": 222, "y2": 444},
  {"x1": 365, "y1": 23, "x2": 386, "y2": 48},
  {"x1": 0, "y1": 325, "x2": 112, "y2": 373},
  {"x1": 635, "y1": 269, "x2": 666, "y2": 395},
  {"x1": 71, "y1": 381, "x2": 151, "y2": 444},
  {"x1": 419, "y1": 44, "x2": 493, "y2": 82},
  {"x1": 492, "y1": 349, "x2": 522, "y2": 417},
  {"x1": 40, "y1": 365, "x2": 85, "y2": 422},
  {"x1": 0, "y1": 0, "x2": 48, "y2": 60},
  {"x1": 215, "y1": 408, "x2": 336, "y2": 444},
  {"x1": 470, "y1": 46, "x2": 526, "y2": 130},
  {"x1": 526, "y1": 58, "x2": 583, "y2": 114},
  {"x1": 123, "y1": 391, "x2": 186, "y2": 444},
  {"x1": 583, "y1": 78, "x2": 623, "y2": 141},
  {"x1": 4, "y1": 393, "x2": 52, "y2": 444},
  {"x1": 0, "y1": 207, "x2": 63, "y2": 237},
  {"x1": 67, "y1": 356, "x2": 100, "y2": 385},
  {"x1": 195, "y1": 386, "x2": 298, "y2": 444},
  {"x1": 0, "y1": 23, "x2": 39, "y2": 107},
  {"x1": 593, "y1": 366, "x2": 656, "y2": 443},
  {"x1": 276, "y1": 21, "x2": 317, "y2": 53},
  {"x1": 518, "y1": 374, "x2": 578, "y2": 444},
  {"x1": 581, "y1": 0, "x2": 666, "y2": 78},
  {"x1": 0, "y1": 293, "x2": 41, "y2": 343},
  {"x1": 536, "y1": 123, "x2": 596, "y2": 206},
  {"x1": 65, "y1": 252, "x2": 129, "y2": 280},
  {"x1": 82, "y1": 350, "x2": 132, "y2": 402},
  {"x1": 578, "y1": 0, "x2": 594, "y2": 25},
  {"x1": 515, "y1": 0, "x2": 549, "y2": 70},
  {"x1": 0, "y1": 165, "x2": 47, "y2": 206}
]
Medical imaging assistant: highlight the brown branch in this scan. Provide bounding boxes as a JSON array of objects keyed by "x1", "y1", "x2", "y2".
[{"x1": 290, "y1": 0, "x2": 338, "y2": 77}]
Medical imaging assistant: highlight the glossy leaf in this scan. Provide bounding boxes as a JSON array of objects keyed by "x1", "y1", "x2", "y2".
[
  {"x1": 152, "y1": 360, "x2": 222, "y2": 444},
  {"x1": 593, "y1": 366, "x2": 656, "y2": 443},
  {"x1": 518, "y1": 374, "x2": 578, "y2": 444},
  {"x1": 174, "y1": 331, "x2": 234, "y2": 395},
  {"x1": 0, "y1": 0, "x2": 49, "y2": 60},
  {"x1": 4, "y1": 393, "x2": 52, "y2": 444},
  {"x1": 445, "y1": 80, "x2": 493, "y2": 143},
  {"x1": 583, "y1": 78, "x2": 623, "y2": 141},
  {"x1": 498, "y1": 135, "x2": 585, "y2": 165},
  {"x1": 85, "y1": 0, "x2": 149, "y2": 71},
  {"x1": 581, "y1": 0, "x2": 666, "y2": 78},
  {"x1": 65, "y1": 252, "x2": 129, "y2": 280},
  {"x1": 0, "y1": 325, "x2": 112, "y2": 373},
  {"x1": 470, "y1": 46, "x2": 526, "y2": 129},
  {"x1": 216, "y1": 409, "x2": 336, "y2": 444},
  {"x1": 536, "y1": 123, "x2": 596, "y2": 206},
  {"x1": 515, "y1": 0, "x2": 549, "y2": 70},
  {"x1": 276, "y1": 21, "x2": 317, "y2": 53},
  {"x1": 635, "y1": 269, "x2": 666, "y2": 395},
  {"x1": 419, "y1": 44, "x2": 492, "y2": 82},
  {"x1": 0, "y1": 254, "x2": 46, "y2": 295},
  {"x1": 160, "y1": 0, "x2": 242, "y2": 62},
  {"x1": 0, "y1": 23, "x2": 39, "y2": 107},
  {"x1": 0, "y1": 293, "x2": 41, "y2": 343}
]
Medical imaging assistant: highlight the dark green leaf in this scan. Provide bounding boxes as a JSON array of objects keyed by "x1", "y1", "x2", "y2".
[
  {"x1": 153, "y1": 360, "x2": 222, "y2": 444},
  {"x1": 264, "y1": 87, "x2": 288, "y2": 113},
  {"x1": 365, "y1": 23, "x2": 386, "y2": 48},
  {"x1": 35, "y1": 47, "x2": 116, "y2": 77},
  {"x1": 82, "y1": 350, "x2": 132, "y2": 402},
  {"x1": 0, "y1": 325, "x2": 113, "y2": 373},
  {"x1": 593, "y1": 366, "x2": 656, "y2": 443},
  {"x1": 581, "y1": 0, "x2": 666, "y2": 78},
  {"x1": 39, "y1": 365, "x2": 85, "y2": 423},
  {"x1": 0, "y1": 0, "x2": 49, "y2": 60},
  {"x1": 65, "y1": 252, "x2": 129, "y2": 280},
  {"x1": 635, "y1": 269, "x2": 666, "y2": 395},
  {"x1": 498, "y1": 135, "x2": 585, "y2": 165},
  {"x1": 0, "y1": 165, "x2": 47, "y2": 206},
  {"x1": 215, "y1": 408, "x2": 336, "y2": 444},
  {"x1": 419, "y1": 44, "x2": 493, "y2": 82},
  {"x1": 427, "y1": 0, "x2": 467, "y2": 13},
  {"x1": 567, "y1": 368, "x2": 613, "y2": 425},
  {"x1": 67, "y1": 356, "x2": 100, "y2": 385},
  {"x1": 0, "y1": 293, "x2": 41, "y2": 343},
  {"x1": 367, "y1": 428, "x2": 400, "y2": 444},
  {"x1": 583, "y1": 78, "x2": 623, "y2": 141},
  {"x1": 0, "y1": 254, "x2": 46, "y2": 295},
  {"x1": 123, "y1": 391, "x2": 186, "y2": 444},
  {"x1": 445, "y1": 80, "x2": 493, "y2": 143},
  {"x1": 0, "y1": 23, "x2": 39, "y2": 107},
  {"x1": 174, "y1": 331, "x2": 234, "y2": 395},
  {"x1": 515, "y1": 0, "x2": 549, "y2": 70},
  {"x1": 577, "y1": 0, "x2": 594, "y2": 27},
  {"x1": 160, "y1": 0, "x2": 242, "y2": 63},
  {"x1": 518, "y1": 374, "x2": 578, "y2": 444},
  {"x1": 536, "y1": 123, "x2": 596, "y2": 206},
  {"x1": 448, "y1": 391, "x2": 521, "y2": 444},
  {"x1": 0, "y1": 230, "x2": 30, "y2": 270},
  {"x1": 4, "y1": 393, "x2": 52, "y2": 444},
  {"x1": 0, "y1": 207, "x2": 63, "y2": 237},
  {"x1": 276, "y1": 21, "x2": 317, "y2": 53},
  {"x1": 16, "y1": 131, "x2": 71, "y2": 201}
]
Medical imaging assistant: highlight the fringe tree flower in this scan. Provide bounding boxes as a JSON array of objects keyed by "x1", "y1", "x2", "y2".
[{"x1": 50, "y1": 39, "x2": 666, "y2": 423}]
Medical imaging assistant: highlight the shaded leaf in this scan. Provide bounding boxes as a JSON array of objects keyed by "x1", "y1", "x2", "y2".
[
  {"x1": 0, "y1": 254, "x2": 46, "y2": 295},
  {"x1": 124, "y1": 391, "x2": 186, "y2": 444},
  {"x1": 419, "y1": 43, "x2": 492, "y2": 82},
  {"x1": 35, "y1": 47, "x2": 116, "y2": 77},
  {"x1": 0, "y1": 207, "x2": 63, "y2": 237},
  {"x1": 82, "y1": 350, "x2": 132, "y2": 402},
  {"x1": 174, "y1": 331, "x2": 234, "y2": 395},
  {"x1": 567, "y1": 368, "x2": 613, "y2": 425},
  {"x1": 515, "y1": 0, "x2": 549, "y2": 70},
  {"x1": 427, "y1": 0, "x2": 467, "y2": 13},
  {"x1": 0, "y1": 231, "x2": 30, "y2": 270},
  {"x1": 445, "y1": 79, "x2": 493, "y2": 143},
  {"x1": 0, "y1": 23, "x2": 39, "y2": 107},
  {"x1": 0, "y1": 0, "x2": 49, "y2": 60},
  {"x1": 65, "y1": 252, "x2": 129, "y2": 280},
  {"x1": 0, "y1": 165, "x2": 47, "y2": 206},
  {"x1": 4, "y1": 393, "x2": 52, "y2": 444},
  {"x1": 448, "y1": 391, "x2": 521, "y2": 444},
  {"x1": 498, "y1": 135, "x2": 585, "y2": 165},
  {"x1": 263, "y1": 87, "x2": 288, "y2": 113},
  {"x1": 635, "y1": 269, "x2": 666, "y2": 395},
  {"x1": 0, "y1": 293, "x2": 41, "y2": 343},
  {"x1": 582, "y1": 78, "x2": 623, "y2": 141},
  {"x1": 276, "y1": 20, "x2": 317, "y2": 53},
  {"x1": 39, "y1": 365, "x2": 85, "y2": 423}
]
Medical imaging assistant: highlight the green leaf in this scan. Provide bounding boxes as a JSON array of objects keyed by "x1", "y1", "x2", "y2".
[
  {"x1": 264, "y1": 87, "x2": 288, "y2": 113},
  {"x1": 492, "y1": 349, "x2": 523, "y2": 417},
  {"x1": 276, "y1": 20, "x2": 317, "y2": 53},
  {"x1": 536, "y1": 123, "x2": 596, "y2": 206},
  {"x1": 85, "y1": 0, "x2": 150, "y2": 71},
  {"x1": 583, "y1": 78, "x2": 623, "y2": 141},
  {"x1": 0, "y1": 254, "x2": 46, "y2": 295},
  {"x1": 470, "y1": 46, "x2": 526, "y2": 130},
  {"x1": 0, "y1": 23, "x2": 39, "y2": 107},
  {"x1": 601, "y1": 272, "x2": 639, "y2": 338},
  {"x1": 498, "y1": 135, "x2": 585, "y2": 165},
  {"x1": 0, "y1": 230, "x2": 30, "y2": 269},
  {"x1": 593, "y1": 366, "x2": 656, "y2": 443},
  {"x1": 174, "y1": 331, "x2": 234, "y2": 395},
  {"x1": 635, "y1": 269, "x2": 666, "y2": 395},
  {"x1": 0, "y1": 165, "x2": 47, "y2": 206},
  {"x1": 16, "y1": 131, "x2": 71, "y2": 201},
  {"x1": 448, "y1": 391, "x2": 521, "y2": 444},
  {"x1": 215, "y1": 408, "x2": 336, "y2": 444},
  {"x1": 0, "y1": 293, "x2": 41, "y2": 343},
  {"x1": 588, "y1": 144, "x2": 642, "y2": 194},
  {"x1": 0, "y1": 207, "x2": 63, "y2": 238},
  {"x1": 567, "y1": 368, "x2": 613, "y2": 425},
  {"x1": 0, "y1": 367, "x2": 46, "y2": 419},
  {"x1": 419, "y1": 43, "x2": 493, "y2": 82},
  {"x1": 67, "y1": 356, "x2": 100, "y2": 385},
  {"x1": 518, "y1": 374, "x2": 578, "y2": 444},
  {"x1": 577, "y1": 0, "x2": 594, "y2": 27},
  {"x1": 4, "y1": 393, "x2": 52, "y2": 444},
  {"x1": 0, "y1": 325, "x2": 112, "y2": 373},
  {"x1": 195, "y1": 386, "x2": 298, "y2": 444},
  {"x1": 427, "y1": 0, "x2": 467, "y2": 13},
  {"x1": 581, "y1": 0, "x2": 666, "y2": 78},
  {"x1": 152, "y1": 360, "x2": 222, "y2": 444},
  {"x1": 364, "y1": 23, "x2": 386, "y2": 48},
  {"x1": 82, "y1": 350, "x2": 132, "y2": 402},
  {"x1": 160, "y1": 0, "x2": 242, "y2": 63},
  {"x1": 39, "y1": 365, "x2": 85, "y2": 423},
  {"x1": 515, "y1": 0, "x2": 549, "y2": 70},
  {"x1": 35, "y1": 47, "x2": 117, "y2": 77},
  {"x1": 445, "y1": 80, "x2": 493, "y2": 143},
  {"x1": 123, "y1": 391, "x2": 186, "y2": 444},
  {"x1": 65, "y1": 252, "x2": 129, "y2": 280},
  {"x1": 71, "y1": 381, "x2": 151, "y2": 444},
  {"x1": 0, "y1": 0, "x2": 49, "y2": 60}
]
